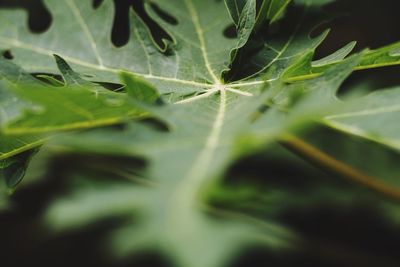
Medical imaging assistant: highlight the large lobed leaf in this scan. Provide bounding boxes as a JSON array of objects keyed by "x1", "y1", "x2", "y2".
[{"x1": 1, "y1": 1, "x2": 400, "y2": 267}]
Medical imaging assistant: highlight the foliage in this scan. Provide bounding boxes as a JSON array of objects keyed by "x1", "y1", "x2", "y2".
[{"x1": 1, "y1": 0, "x2": 400, "y2": 266}]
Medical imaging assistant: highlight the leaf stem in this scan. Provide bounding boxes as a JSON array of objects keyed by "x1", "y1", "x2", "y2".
[{"x1": 280, "y1": 134, "x2": 400, "y2": 200}]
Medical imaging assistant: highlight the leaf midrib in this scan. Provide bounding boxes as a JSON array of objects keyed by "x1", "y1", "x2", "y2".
[
  {"x1": 326, "y1": 104, "x2": 400, "y2": 119},
  {"x1": 171, "y1": 87, "x2": 227, "y2": 209},
  {"x1": 184, "y1": 0, "x2": 220, "y2": 84},
  {"x1": 66, "y1": 0, "x2": 104, "y2": 67},
  {"x1": 0, "y1": 37, "x2": 212, "y2": 88},
  {"x1": 0, "y1": 137, "x2": 46, "y2": 160},
  {"x1": 324, "y1": 120, "x2": 400, "y2": 151}
]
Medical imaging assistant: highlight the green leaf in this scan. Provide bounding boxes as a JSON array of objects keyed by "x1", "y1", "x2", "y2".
[
  {"x1": 0, "y1": 149, "x2": 37, "y2": 190},
  {"x1": 0, "y1": 0, "x2": 240, "y2": 96},
  {"x1": 0, "y1": 59, "x2": 47, "y2": 162},
  {"x1": 1, "y1": 1, "x2": 400, "y2": 267},
  {"x1": 357, "y1": 41, "x2": 400, "y2": 70},
  {"x1": 45, "y1": 94, "x2": 296, "y2": 267},
  {"x1": 119, "y1": 71, "x2": 160, "y2": 104},
  {"x1": 0, "y1": 57, "x2": 146, "y2": 158},
  {"x1": 2, "y1": 82, "x2": 146, "y2": 135},
  {"x1": 0, "y1": 0, "x2": 338, "y2": 161},
  {"x1": 226, "y1": 2, "x2": 338, "y2": 82},
  {"x1": 255, "y1": 0, "x2": 292, "y2": 29},
  {"x1": 312, "y1": 41, "x2": 357, "y2": 67},
  {"x1": 286, "y1": 41, "x2": 400, "y2": 82},
  {"x1": 324, "y1": 87, "x2": 400, "y2": 151},
  {"x1": 54, "y1": 54, "x2": 93, "y2": 86},
  {"x1": 0, "y1": 134, "x2": 45, "y2": 160},
  {"x1": 225, "y1": 0, "x2": 292, "y2": 30},
  {"x1": 42, "y1": 55, "x2": 360, "y2": 267},
  {"x1": 224, "y1": 0, "x2": 247, "y2": 25},
  {"x1": 235, "y1": 0, "x2": 257, "y2": 51}
]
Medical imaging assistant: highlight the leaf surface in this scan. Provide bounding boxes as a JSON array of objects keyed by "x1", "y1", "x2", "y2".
[
  {"x1": 0, "y1": 1, "x2": 400, "y2": 267},
  {"x1": 42, "y1": 55, "x2": 360, "y2": 267},
  {"x1": 324, "y1": 88, "x2": 400, "y2": 151},
  {"x1": 0, "y1": 0, "x2": 241, "y2": 96}
]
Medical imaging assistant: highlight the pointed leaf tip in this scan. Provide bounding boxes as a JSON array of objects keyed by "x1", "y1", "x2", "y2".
[{"x1": 119, "y1": 72, "x2": 160, "y2": 104}]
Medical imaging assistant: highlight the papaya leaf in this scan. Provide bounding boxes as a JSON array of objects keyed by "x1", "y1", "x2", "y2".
[
  {"x1": 324, "y1": 87, "x2": 400, "y2": 151},
  {"x1": 0, "y1": 1, "x2": 400, "y2": 267}
]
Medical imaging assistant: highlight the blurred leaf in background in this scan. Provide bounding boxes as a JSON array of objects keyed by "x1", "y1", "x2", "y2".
[{"x1": 0, "y1": 1, "x2": 400, "y2": 267}]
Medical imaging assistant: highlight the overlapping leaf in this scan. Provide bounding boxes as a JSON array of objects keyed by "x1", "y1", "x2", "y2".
[
  {"x1": 0, "y1": 0, "x2": 239, "y2": 94},
  {"x1": 0, "y1": 57, "x2": 147, "y2": 159},
  {"x1": 41, "y1": 55, "x2": 361, "y2": 267},
  {"x1": 324, "y1": 87, "x2": 400, "y2": 151},
  {"x1": 1, "y1": 1, "x2": 400, "y2": 267}
]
